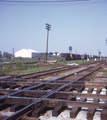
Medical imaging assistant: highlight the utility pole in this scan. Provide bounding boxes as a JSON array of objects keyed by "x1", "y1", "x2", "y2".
[
  {"x1": 45, "y1": 23, "x2": 51, "y2": 61},
  {"x1": 13, "y1": 48, "x2": 14, "y2": 57},
  {"x1": 106, "y1": 38, "x2": 107, "y2": 46}
]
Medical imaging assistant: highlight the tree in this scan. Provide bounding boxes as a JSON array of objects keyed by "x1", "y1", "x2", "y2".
[{"x1": 3, "y1": 52, "x2": 12, "y2": 58}]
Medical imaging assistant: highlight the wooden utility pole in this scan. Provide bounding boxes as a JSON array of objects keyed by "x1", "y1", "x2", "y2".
[{"x1": 45, "y1": 23, "x2": 51, "y2": 61}]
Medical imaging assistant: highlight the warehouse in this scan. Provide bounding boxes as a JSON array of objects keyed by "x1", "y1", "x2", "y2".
[{"x1": 15, "y1": 49, "x2": 39, "y2": 58}]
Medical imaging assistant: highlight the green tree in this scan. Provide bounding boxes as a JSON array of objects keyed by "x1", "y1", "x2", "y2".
[{"x1": 3, "y1": 52, "x2": 12, "y2": 58}]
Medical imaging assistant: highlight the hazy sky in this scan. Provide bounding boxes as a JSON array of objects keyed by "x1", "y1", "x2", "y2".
[{"x1": 0, "y1": 0, "x2": 107, "y2": 56}]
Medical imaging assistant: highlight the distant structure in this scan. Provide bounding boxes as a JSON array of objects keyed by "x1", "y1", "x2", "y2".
[
  {"x1": 15, "y1": 49, "x2": 39, "y2": 58},
  {"x1": 48, "y1": 52, "x2": 59, "y2": 56},
  {"x1": 13, "y1": 48, "x2": 14, "y2": 57},
  {"x1": 55, "y1": 52, "x2": 59, "y2": 56},
  {"x1": 98, "y1": 49, "x2": 101, "y2": 57},
  {"x1": 49, "y1": 52, "x2": 53, "y2": 55},
  {"x1": 69, "y1": 46, "x2": 72, "y2": 54}
]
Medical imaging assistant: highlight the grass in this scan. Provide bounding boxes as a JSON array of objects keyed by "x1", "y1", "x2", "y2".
[
  {"x1": 17, "y1": 60, "x2": 102, "y2": 73},
  {"x1": 16, "y1": 67, "x2": 52, "y2": 74},
  {"x1": 104, "y1": 71, "x2": 107, "y2": 76},
  {"x1": 54, "y1": 59, "x2": 100, "y2": 65},
  {"x1": 0, "y1": 63, "x2": 53, "y2": 75},
  {"x1": 0, "y1": 56, "x2": 105, "y2": 75}
]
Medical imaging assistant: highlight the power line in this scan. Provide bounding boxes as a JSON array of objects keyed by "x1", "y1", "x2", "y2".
[{"x1": 0, "y1": 0, "x2": 89, "y2": 3}]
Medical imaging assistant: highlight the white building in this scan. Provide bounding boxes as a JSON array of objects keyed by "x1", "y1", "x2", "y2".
[{"x1": 15, "y1": 49, "x2": 39, "y2": 58}]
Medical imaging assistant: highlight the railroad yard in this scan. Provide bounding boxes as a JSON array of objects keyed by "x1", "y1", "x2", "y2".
[
  {"x1": 1, "y1": 0, "x2": 107, "y2": 120},
  {"x1": 0, "y1": 60, "x2": 107, "y2": 120}
]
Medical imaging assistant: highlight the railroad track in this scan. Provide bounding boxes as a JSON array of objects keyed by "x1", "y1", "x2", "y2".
[
  {"x1": 0, "y1": 60, "x2": 103, "y2": 78},
  {"x1": 3, "y1": 65, "x2": 84, "y2": 79},
  {"x1": 3, "y1": 61, "x2": 104, "y2": 80},
  {"x1": 0, "y1": 62, "x2": 107, "y2": 120}
]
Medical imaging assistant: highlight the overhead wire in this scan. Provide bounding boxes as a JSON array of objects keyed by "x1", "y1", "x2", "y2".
[
  {"x1": 0, "y1": 0, "x2": 106, "y2": 6},
  {"x1": 0, "y1": 0, "x2": 89, "y2": 3}
]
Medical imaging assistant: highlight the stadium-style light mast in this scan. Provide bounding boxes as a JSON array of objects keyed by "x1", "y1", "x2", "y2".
[{"x1": 45, "y1": 23, "x2": 51, "y2": 61}]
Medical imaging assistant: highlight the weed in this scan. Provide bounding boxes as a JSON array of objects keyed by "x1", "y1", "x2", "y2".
[
  {"x1": 100, "y1": 69, "x2": 107, "y2": 77},
  {"x1": 4, "y1": 64, "x2": 13, "y2": 73},
  {"x1": 0, "y1": 67, "x2": 4, "y2": 75},
  {"x1": 0, "y1": 64, "x2": 13, "y2": 74},
  {"x1": 91, "y1": 75, "x2": 96, "y2": 80},
  {"x1": 16, "y1": 63, "x2": 28, "y2": 70}
]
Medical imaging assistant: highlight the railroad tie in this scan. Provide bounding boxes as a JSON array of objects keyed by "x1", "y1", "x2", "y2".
[
  {"x1": 97, "y1": 88, "x2": 102, "y2": 94},
  {"x1": 87, "y1": 108, "x2": 96, "y2": 120},
  {"x1": 101, "y1": 109, "x2": 107, "y2": 120},
  {"x1": 10, "y1": 105, "x2": 24, "y2": 112},
  {"x1": 77, "y1": 87, "x2": 85, "y2": 93},
  {"x1": 88, "y1": 88, "x2": 94, "y2": 93},
  {"x1": 52, "y1": 106, "x2": 67, "y2": 117},
  {"x1": 87, "y1": 98, "x2": 99, "y2": 120},
  {"x1": 31, "y1": 106, "x2": 46, "y2": 118},
  {"x1": 70, "y1": 97, "x2": 86, "y2": 118},
  {"x1": 70, "y1": 106, "x2": 81, "y2": 118}
]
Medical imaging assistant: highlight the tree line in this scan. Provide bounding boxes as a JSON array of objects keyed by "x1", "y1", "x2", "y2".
[{"x1": 0, "y1": 51, "x2": 12, "y2": 58}]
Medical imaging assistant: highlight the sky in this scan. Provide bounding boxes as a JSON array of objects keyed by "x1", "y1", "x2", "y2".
[{"x1": 0, "y1": 0, "x2": 107, "y2": 56}]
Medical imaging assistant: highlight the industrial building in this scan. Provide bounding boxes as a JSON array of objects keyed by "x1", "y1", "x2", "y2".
[{"x1": 15, "y1": 49, "x2": 39, "y2": 58}]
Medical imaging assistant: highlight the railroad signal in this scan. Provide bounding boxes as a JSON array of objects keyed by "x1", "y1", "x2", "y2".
[{"x1": 45, "y1": 23, "x2": 51, "y2": 61}]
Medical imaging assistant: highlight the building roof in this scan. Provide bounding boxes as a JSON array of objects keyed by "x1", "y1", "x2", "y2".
[
  {"x1": 24, "y1": 49, "x2": 39, "y2": 53},
  {"x1": 16, "y1": 49, "x2": 39, "y2": 53}
]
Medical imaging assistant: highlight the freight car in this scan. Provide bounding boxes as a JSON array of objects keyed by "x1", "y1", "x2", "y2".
[
  {"x1": 61, "y1": 53, "x2": 89, "y2": 61},
  {"x1": 93, "y1": 55, "x2": 100, "y2": 58},
  {"x1": 61, "y1": 53, "x2": 72, "y2": 60},
  {"x1": 72, "y1": 54, "x2": 81, "y2": 60},
  {"x1": 61, "y1": 53, "x2": 81, "y2": 60},
  {"x1": 61, "y1": 53, "x2": 105, "y2": 61}
]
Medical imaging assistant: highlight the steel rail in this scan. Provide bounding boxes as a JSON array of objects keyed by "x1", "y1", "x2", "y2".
[
  {"x1": 54, "y1": 66, "x2": 97, "y2": 80},
  {"x1": 21, "y1": 66, "x2": 80, "y2": 79},
  {"x1": 1, "y1": 88, "x2": 107, "y2": 100},
  {"x1": 53, "y1": 91, "x2": 107, "y2": 99},
  {"x1": 44, "y1": 98, "x2": 107, "y2": 109}
]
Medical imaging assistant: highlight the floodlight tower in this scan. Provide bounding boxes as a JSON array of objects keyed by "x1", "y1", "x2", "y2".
[{"x1": 45, "y1": 23, "x2": 51, "y2": 61}]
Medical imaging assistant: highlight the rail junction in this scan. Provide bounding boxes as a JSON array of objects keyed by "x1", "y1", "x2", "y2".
[{"x1": 0, "y1": 61, "x2": 107, "y2": 120}]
